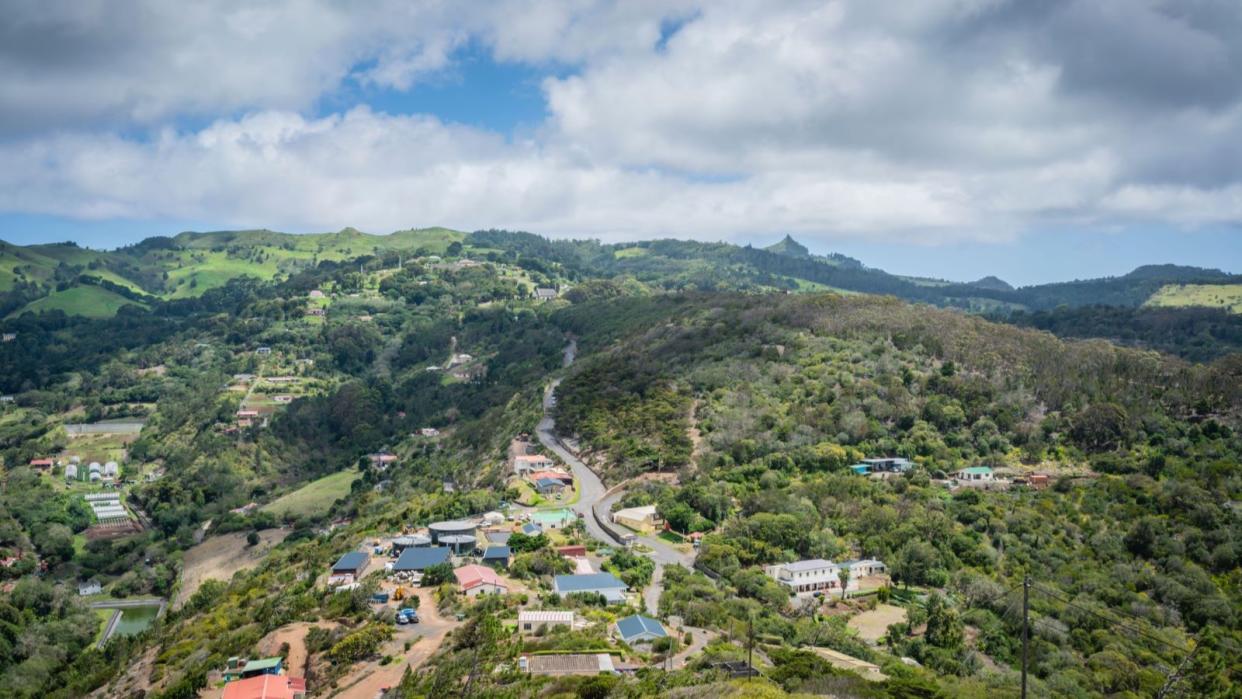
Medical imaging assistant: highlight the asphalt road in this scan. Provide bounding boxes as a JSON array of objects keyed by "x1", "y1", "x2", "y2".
[{"x1": 536, "y1": 339, "x2": 695, "y2": 615}]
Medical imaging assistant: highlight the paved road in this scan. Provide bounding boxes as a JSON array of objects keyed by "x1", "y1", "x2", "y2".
[
  {"x1": 536, "y1": 339, "x2": 695, "y2": 615},
  {"x1": 537, "y1": 379, "x2": 612, "y2": 546},
  {"x1": 599, "y1": 490, "x2": 695, "y2": 613}
]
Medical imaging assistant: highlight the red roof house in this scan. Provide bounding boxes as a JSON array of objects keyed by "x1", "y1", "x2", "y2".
[
  {"x1": 453, "y1": 564, "x2": 508, "y2": 597},
  {"x1": 221, "y1": 674, "x2": 305, "y2": 699}
]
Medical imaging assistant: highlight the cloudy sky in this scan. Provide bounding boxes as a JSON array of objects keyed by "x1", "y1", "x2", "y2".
[{"x1": 2, "y1": 0, "x2": 1240, "y2": 284}]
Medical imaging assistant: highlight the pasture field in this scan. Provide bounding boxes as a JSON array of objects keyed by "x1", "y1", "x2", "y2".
[
  {"x1": 12, "y1": 285, "x2": 146, "y2": 318},
  {"x1": 260, "y1": 469, "x2": 362, "y2": 517},
  {"x1": 1146, "y1": 283, "x2": 1242, "y2": 313}
]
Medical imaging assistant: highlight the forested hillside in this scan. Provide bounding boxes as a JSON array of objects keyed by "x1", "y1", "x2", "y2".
[{"x1": 550, "y1": 293, "x2": 1241, "y2": 696}]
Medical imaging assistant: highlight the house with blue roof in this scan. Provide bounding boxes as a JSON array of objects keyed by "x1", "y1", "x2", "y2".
[
  {"x1": 553, "y1": 572, "x2": 627, "y2": 603},
  {"x1": 521, "y1": 522, "x2": 543, "y2": 536},
  {"x1": 329, "y1": 551, "x2": 369, "y2": 584},
  {"x1": 393, "y1": 546, "x2": 451, "y2": 573},
  {"x1": 534, "y1": 477, "x2": 566, "y2": 495},
  {"x1": 481, "y1": 545, "x2": 511, "y2": 569},
  {"x1": 614, "y1": 614, "x2": 667, "y2": 644}
]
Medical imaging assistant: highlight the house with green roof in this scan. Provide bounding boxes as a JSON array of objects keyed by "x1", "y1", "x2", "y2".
[
  {"x1": 952, "y1": 466, "x2": 994, "y2": 483},
  {"x1": 223, "y1": 656, "x2": 283, "y2": 681}
]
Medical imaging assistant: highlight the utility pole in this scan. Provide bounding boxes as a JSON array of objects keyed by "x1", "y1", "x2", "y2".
[
  {"x1": 1155, "y1": 643, "x2": 1200, "y2": 699},
  {"x1": 1022, "y1": 576, "x2": 1031, "y2": 699},
  {"x1": 747, "y1": 614, "x2": 755, "y2": 677}
]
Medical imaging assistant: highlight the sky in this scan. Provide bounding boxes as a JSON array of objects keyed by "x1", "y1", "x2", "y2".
[{"x1": 1, "y1": 0, "x2": 1241, "y2": 285}]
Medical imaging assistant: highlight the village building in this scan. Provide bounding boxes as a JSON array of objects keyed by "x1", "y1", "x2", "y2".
[
  {"x1": 224, "y1": 657, "x2": 284, "y2": 682},
  {"x1": 272, "y1": 395, "x2": 293, "y2": 403},
  {"x1": 78, "y1": 580, "x2": 102, "y2": 596},
  {"x1": 521, "y1": 522, "x2": 543, "y2": 537},
  {"x1": 255, "y1": 346, "x2": 272, "y2": 355},
  {"x1": 305, "y1": 308, "x2": 324, "y2": 317},
  {"x1": 481, "y1": 545, "x2": 511, "y2": 569},
  {"x1": 308, "y1": 290, "x2": 325, "y2": 299},
  {"x1": 329, "y1": 551, "x2": 369, "y2": 585},
  {"x1": 392, "y1": 546, "x2": 451, "y2": 574},
  {"x1": 519, "y1": 653, "x2": 618, "y2": 676},
  {"x1": 485, "y1": 531, "x2": 512, "y2": 545},
  {"x1": 418, "y1": 427, "x2": 440, "y2": 437},
  {"x1": 64, "y1": 463, "x2": 79, "y2": 480},
  {"x1": 0, "y1": 396, "x2": 14, "y2": 403},
  {"x1": 553, "y1": 573, "x2": 628, "y2": 603},
  {"x1": 527, "y1": 468, "x2": 572, "y2": 484},
  {"x1": 453, "y1": 564, "x2": 508, "y2": 597},
  {"x1": 1, "y1": 333, "x2": 16, "y2": 342},
  {"x1": 518, "y1": 610, "x2": 575, "y2": 635},
  {"x1": 764, "y1": 559, "x2": 857, "y2": 595},
  {"x1": 29, "y1": 458, "x2": 54, "y2": 470},
  {"x1": 221, "y1": 674, "x2": 306, "y2": 699},
  {"x1": 512, "y1": 454, "x2": 554, "y2": 475},
  {"x1": 614, "y1": 614, "x2": 667, "y2": 644},
  {"x1": 840, "y1": 559, "x2": 888, "y2": 578},
  {"x1": 533, "y1": 287, "x2": 558, "y2": 301},
  {"x1": 533, "y1": 477, "x2": 566, "y2": 495},
  {"x1": 612, "y1": 505, "x2": 661, "y2": 533},
  {"x1": 953, "y1": 466, "x2": 995, "y2": 483}
]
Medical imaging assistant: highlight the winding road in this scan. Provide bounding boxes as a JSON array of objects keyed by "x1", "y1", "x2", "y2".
[{"x1": 535, "y1": 340, "x2": 695, "y2": 615}]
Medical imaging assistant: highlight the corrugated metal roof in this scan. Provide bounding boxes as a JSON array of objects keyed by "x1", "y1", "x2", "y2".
[
  {"x1": 553, "y1": 572, "x2": 625, "y2": 593},
  {"x1": 332, "y1": 551, "x2": 368, "y2": 572},
  {"x1": 615, "y1": 614, "x2": 666, "y2": 641},
  {"x1": 393, "y1": 546, "x2": 451, "y2": 571}
]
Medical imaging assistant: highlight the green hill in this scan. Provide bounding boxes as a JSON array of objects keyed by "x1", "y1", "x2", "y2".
[{"x1": 12, "y1": 284, "x2": 146, "y2": 318}]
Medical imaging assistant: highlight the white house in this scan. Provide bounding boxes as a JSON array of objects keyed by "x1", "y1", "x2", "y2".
[
  {"x1": 953, "y1": 466, "x2": 995, "y2": 483},
  {"x1": 764, "y1": 559, "x2": 858, "y2": 595},
  {"x1": 840, "y1": 559, "x2": 888, "y2": 578},
  {"x1": 513, "y1": 454, "x2": 554, "y2": 475},
  {"x1": 78, "y1": 580, "x2": 102, "y2": 596},
  {"x1": 518, "y1": 610, "x2": 575, "y2": 635}
]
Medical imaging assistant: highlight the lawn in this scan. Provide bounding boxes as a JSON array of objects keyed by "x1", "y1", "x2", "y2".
[
  {"x1": 1146, "y1": 283, "x2": 1242, "y2": 314},
  {"x1": 260, "y1": 469, "x2": 362, "y2": 517}
]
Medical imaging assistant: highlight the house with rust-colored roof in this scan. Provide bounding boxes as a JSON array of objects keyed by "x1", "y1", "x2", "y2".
[{"x1": 453, "y1": 564, "x2": 508, "y2": 597}]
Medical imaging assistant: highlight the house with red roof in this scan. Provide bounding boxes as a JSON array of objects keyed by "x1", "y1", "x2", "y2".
[
  {"x1": 221, "y1": 674, "x2": 306, "y2": 699},
  {"x1": 453, "y1": 564, "x2": 508, "y2": 597}
]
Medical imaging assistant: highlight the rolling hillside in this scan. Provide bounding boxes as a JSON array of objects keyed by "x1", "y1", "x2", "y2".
[{"x1": 2, "y1": 228, "x2": 1240, "y2": 328}]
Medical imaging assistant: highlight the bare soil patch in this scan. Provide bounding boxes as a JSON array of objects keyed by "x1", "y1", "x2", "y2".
[
  {"x1": 848, "y1": 603, "x2": 907, "y2": 643},
  {"x1": 174, "y1": 528, "x2": 289, "y2": 610}
]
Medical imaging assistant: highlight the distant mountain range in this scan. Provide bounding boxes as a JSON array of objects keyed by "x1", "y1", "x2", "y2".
[{"x1": 0, "y1": 228, "x2": 1238, "y2": 321}]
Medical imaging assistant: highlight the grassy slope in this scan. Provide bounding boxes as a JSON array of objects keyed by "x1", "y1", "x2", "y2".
[
  {"x1": 12, "y1": 285, "x2": 146, "y2": 318},
  {"x1": 259, "y1": 468, "x2": 362, "y2": 517},
  {"x1": 1146, "y1": 283, "x2": 1242, "y2": 313}
]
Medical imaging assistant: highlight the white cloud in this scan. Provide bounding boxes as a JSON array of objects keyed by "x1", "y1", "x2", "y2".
[{"x1": 0, "y1": 0, "x2": 1240, "y2": 245}]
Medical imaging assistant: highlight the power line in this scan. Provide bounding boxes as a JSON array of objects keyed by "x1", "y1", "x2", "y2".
[{"x1": 1032, "y1": 584, "x2": 1191, "y2": 654}]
